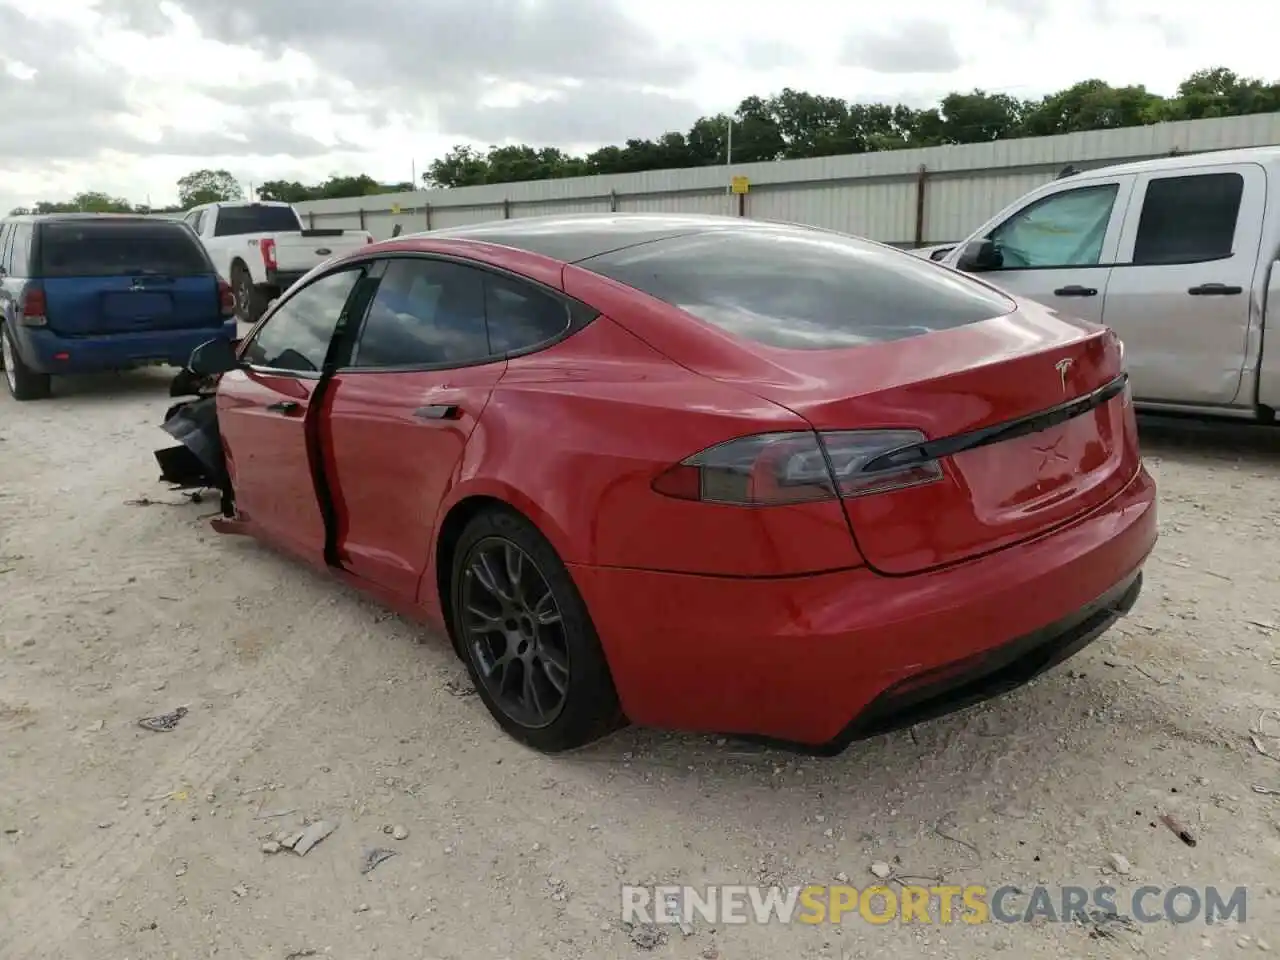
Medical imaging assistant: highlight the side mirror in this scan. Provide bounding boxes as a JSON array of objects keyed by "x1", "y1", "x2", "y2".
[
  {"x1": 188, "y1": 337, "x2": 240, "y2": 376},
  {"x1": 929, "y1": 246, "x2": 954, "y2": 262},
  {"x1": 955, "y1": 239, "x2": 1002, "y2": 273}
]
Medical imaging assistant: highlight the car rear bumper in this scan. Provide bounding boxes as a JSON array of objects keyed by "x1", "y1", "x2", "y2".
[
  {"x1": 569, "y1": 464, "x2": 1157, "y2": 750},
  {"x1": 15, "y1": 321, "x2": 237, "y2": 374}
]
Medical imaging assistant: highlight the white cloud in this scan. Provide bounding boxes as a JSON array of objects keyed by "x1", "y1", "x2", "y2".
[{"x1": 1, "y1": 0, "x2": 1278, "y2": 212}]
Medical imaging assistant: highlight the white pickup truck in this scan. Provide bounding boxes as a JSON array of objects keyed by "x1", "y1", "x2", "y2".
[{"x1": 181, "y1": 201, "x2": 372, "y2": 323}]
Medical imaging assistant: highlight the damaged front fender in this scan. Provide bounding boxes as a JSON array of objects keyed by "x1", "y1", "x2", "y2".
[{"x1": 155, "y1": 392, "x2": 234, "y2": 516}]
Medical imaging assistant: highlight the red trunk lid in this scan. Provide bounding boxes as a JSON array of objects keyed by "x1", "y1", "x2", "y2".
[
  {"x1": 709, "y1": 306, "x2": 1139, "y2": 575},
  {"x1": 569, "y1": 222, "x2": 1141, "y2": 576}
]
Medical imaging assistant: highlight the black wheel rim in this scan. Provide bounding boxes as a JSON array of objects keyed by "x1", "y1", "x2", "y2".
[{"x1": 460, "y1": 536, "x2": 570, "y2": 729}]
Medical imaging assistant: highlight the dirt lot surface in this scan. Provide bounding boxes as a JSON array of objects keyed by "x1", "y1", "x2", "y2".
[{"x1": 1, "y1": 370, "x2": 1279, "y2": 960}]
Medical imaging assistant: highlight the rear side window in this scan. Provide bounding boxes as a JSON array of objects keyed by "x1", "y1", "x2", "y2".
[
  {"x1": 579, "y1": 229, "x2": 1015, "y2": 350},
  {"x1": 7, "y1": 224, "x2": 33, "y2": 275},
  {"x1": 1132, "y1": 172, "x2": 1243, "y2": 265},
  {"x1": 36, "y1": 221, "x2": 211, "y2": 278},
  {"x1": 485, "y1": 274, "x2": 571, "y2": 353},
  {"x1": 353, "y1": 259, "x2": 489, "y2": 368},
  {"x1": 213, "y1": 206, "x2": 300, "y2": 237},
  {"x1": 0, "y1": 223, "x2": 13, "y2": 274}
]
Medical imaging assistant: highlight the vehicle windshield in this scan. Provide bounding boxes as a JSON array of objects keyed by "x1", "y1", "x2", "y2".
[
  {"x1": 212, "y1": 205, "x2": 302, "y2": 236},
  {"x1": 37, "y1": 221, "x2": 212, "y2": 278}
]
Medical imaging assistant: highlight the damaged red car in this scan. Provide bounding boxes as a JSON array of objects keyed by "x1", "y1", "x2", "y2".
[{"x1": 156, "y1": 214, "x2": 1157, "y2": 754}]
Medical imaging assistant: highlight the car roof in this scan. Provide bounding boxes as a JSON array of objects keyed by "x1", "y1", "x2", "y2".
[
  {"x1": 400, "y1": 213, "x2": 834, "y2": 263},
  {"x1": 1075, "y1": 145, "x2": 1280, "y2": 180},
  {"x1": 6, "y1": 213, "x2": 180, "y2": 224}
]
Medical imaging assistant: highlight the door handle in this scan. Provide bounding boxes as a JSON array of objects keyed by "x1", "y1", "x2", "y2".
[
  {"x1": 1053, "y1": 285, "x2": 1098, "y2": 297},
  {"x1": 265, "y1": 400, "x2": 301, "y2": 414},
  {"x1": 413, "y1": 404, "x2": 461, "y2": 420},
  {"x1": 1187, "y1": 283, "x2": 1243, "y2": 296}
]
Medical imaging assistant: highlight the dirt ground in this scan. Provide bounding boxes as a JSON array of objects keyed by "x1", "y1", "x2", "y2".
[{"x1": 1, "y1": 369, "x2": 1278, "y2": 960}]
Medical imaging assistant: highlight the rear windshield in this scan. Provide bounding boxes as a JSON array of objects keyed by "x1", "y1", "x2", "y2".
[
  {"x1": 213, "y1": 205, "x2": 300, "y2": 236},
  {"x1": 37, "y1": 221, "x2": 212, "y2": 278},
  {"x1": 578, "y1": 228, "x2": 1015, "y2": 350}
]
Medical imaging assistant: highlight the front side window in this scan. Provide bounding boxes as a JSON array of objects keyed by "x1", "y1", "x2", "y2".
[
  {"x1": 352, "y1": 258, "x2": 489, "y2": 368},
  {"x1": 242, "y1": 269, "x2": 362, "y2": 372},
  {"x1": 1132, "y1": 172, "x2": 1243, "y2": 265},
  {"x1": 988, "y1": 183, "x2": 1119, "y2": 269}
]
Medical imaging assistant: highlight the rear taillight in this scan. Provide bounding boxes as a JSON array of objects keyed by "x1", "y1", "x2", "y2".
[
  {"x1": 18, "y1": 284, "x2": 47, "y2": 327},
  {"x1": 260, "y1": 237, "x2": 278, "y2": 271},
  {"x1": 651, "y1": 430, "x2": 943, "y2": 506},
  {"x1": 218, "y1": 278, "x2": 235, "y2": 317}
]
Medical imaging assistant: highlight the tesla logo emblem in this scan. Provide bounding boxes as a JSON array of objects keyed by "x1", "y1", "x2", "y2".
[{"x1": 1055, "y1": 358, "x2": 1074, "y2": 393}]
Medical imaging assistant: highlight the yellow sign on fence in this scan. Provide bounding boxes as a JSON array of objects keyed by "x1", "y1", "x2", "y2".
[{"x1": 730, "y1": 176, "x2": 750, "y2": 195}]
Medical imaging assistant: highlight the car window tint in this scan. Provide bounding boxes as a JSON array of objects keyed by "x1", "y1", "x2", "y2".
[
  {"x1": 242, "y1": 269, "x2": 361, "y2": 372},
  {"x1": 37, "y1": 221, "x2": 210, "y2": 278},
  {"x1": 0, "y1": 224, "x2": 13, "y2": 274},
  {"x1": 213, "y1": 205, "x2": 301, "y2": 237},
  {"x1": 1132, "y1": 172, "x2": 1243, "y2": 265},
  {"x1": 353, "y1": 258, "x2": 488, "y2": 368},
  {"x1": 484, "y1": 274, "x2": 570, "y2": 353},
  {"x1": 988, "y1": 183, "x2": 1118, "y2": 269},
  {"x1": 12, "y1": 225, "x2": 33, "y2": 275},
  {"x1": 579, "y1": 228, "x2": 1014, "y2": 350}
]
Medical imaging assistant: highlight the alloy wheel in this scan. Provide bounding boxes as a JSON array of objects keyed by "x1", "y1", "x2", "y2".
[
  {"x1": 235, "y1": 274, "x2": 252, "y2": 318},
  {"x1": 460, "y1": 536, "x2": 570, "y2": 729}
]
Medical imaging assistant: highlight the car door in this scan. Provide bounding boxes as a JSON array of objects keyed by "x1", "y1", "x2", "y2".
[
  {"x1": 322, "y1": 256, "x2": 574, "y2": 602},
  {"x1": 1102, "y1": 163, "x2": 1265, "y2": 406},
  {"x1": 216, "y1": 266, "x2": 366, "y2": 564},
  {"x1": 946, "y1": 175, "x2": 1135, "y2": 324}
]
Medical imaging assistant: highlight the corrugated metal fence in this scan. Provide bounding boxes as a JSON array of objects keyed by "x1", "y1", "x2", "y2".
[{"x1": 294, "y1": 113, "x2": 1280, "y2": 246}]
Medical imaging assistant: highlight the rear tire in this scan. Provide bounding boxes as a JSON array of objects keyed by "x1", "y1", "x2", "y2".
[
  {"x1": 450, "y1": 507, "x2": 625, "y2": 752},
  {"x1": 1, "y1": 321, "x2": 51, "y2": 401},
  {"x1": 231, "y1": 263, "x2": 269, "y2": 325}
]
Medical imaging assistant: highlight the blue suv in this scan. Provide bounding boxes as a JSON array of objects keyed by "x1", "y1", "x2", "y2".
[{"x1": 0, "y1": 214, "x2": 237, "y2": 401}]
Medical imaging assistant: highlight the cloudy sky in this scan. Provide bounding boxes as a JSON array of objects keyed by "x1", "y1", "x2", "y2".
[{"x1": 1, "y1": 0, "x2": 1277, "y2": 212}]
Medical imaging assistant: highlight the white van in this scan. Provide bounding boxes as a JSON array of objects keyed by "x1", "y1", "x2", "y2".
[{"x1": 933, "y1": 146, "x2": 1280, "y2": 422}]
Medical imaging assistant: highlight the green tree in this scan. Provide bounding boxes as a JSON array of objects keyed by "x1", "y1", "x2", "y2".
[
  {"x1": 425, "y1": 145, "x2": 491, "y2": 188},
  {"x1": 177, "y1": 169, "x2": 244, "y2": 208},
  {"x1": 257, "y1": 180, "x2": 317, "y2": 203}
]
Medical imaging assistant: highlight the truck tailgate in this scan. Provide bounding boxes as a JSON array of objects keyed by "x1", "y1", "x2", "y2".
[{"x1": 270, "y1": 233, "x2": 369, "y2": 272}]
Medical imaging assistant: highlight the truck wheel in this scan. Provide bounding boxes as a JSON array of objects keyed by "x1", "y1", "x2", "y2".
[
  {"x1": 1, "y1": 321, "x2": 51, "y2": 401},
  {"x1": 231, "y1": 263, "x2": 269, "y2": 325}
]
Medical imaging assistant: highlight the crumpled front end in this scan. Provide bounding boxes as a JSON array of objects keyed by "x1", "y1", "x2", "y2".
[{"x1": 154, "y1": 370, "x2": 234, "y2": 516}]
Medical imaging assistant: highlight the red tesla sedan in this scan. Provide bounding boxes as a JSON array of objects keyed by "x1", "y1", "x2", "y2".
[{"x1": 160, "y1": 213, "x2": 1157, "y2": 754}]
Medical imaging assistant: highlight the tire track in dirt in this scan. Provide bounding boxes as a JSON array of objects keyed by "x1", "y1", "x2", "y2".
[
  {"x1": 0, "y1": 593, "x2": 368, "y2": 960},
  {"x1": 0, "y1": 381, "x2": 366, "y2": 959}
]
